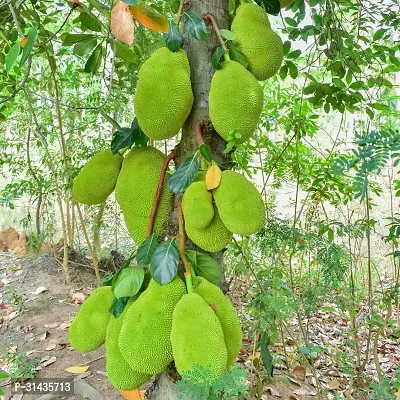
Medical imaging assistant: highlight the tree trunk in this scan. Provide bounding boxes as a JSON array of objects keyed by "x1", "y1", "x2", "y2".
[{"x1": 147, "y1": 1, "x2": 229, "y2": 398}]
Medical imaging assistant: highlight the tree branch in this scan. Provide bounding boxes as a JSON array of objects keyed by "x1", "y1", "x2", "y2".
[
  {"x1": 176, "y1": 0, "x2": 185, "y2": 25},
  {"x1": 8, "y1": 2, "x2": 24, "y2": 37},
  {"x1": 204, "y1": 13, "x2": 229, "y2": 57},
  {"x1": 146, "y1": 150, "x2": 177, "y2": 238}
]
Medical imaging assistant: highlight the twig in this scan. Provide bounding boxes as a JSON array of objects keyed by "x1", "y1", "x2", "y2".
[
  {"x1": 176, "y1": 0, "x2": 185, "y2": 25},
  {"x1": 8, "y1": 2, "x2": 24, "y2": 37},
  {"x1": 194, "y1": 120, "x2": 205, "y2": 146},
  {"x1": 204, "y1": 14, "x2": 229, "y2": 59},
  {"x1": 146, "y1": 150, "x2": 177, "y2": 238}
]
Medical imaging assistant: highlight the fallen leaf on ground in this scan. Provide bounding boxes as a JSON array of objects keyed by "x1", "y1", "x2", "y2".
[
  {"x1": 57, "y1": 321, "x2": 71, "y2": 331},
  {"x1": 291, "y1": 365, "x2": 306, "y2": 381},
  {"x1": 7, "y1": 311, "x2": 18, "y2": 322},
  {"x1": 33, "y1": 286, "x2": 48, "y2": 295},
  {"x1": 293, "y1": 389, "x2": 317, "y2": 396},
  {"x1": 120, "y1": 389, "x2": 146, "y2": 399},
  {"x1": 65, "y1": 365, "x2": 89, "y2": 374},
  {"x1": 265, "y1": 386, "x2": 281, "y2": 397},
  {"x1": 46, "y1": 343, "x2": 57, "y2": 351},
  {"x1": 38, "y1": 331, "x2": 49, "y2": 341},
  {"x1": 41, "y1": 356, "x2": 57, "y2": 367},
  {"x1": 44, "y1": 322, "x2": 58, "y2": 329},
  {"x1": 288, "y1": 377, "x2": 302, "y2": 386},
  {"x1": 326, "y1": 379, "x2": 340, "y2": 390},
  {"x1": 68, "y1": 291, "x2": 86, "y2": 304}
]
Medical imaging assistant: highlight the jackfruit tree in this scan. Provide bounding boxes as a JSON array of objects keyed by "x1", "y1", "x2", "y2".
[{"x1": 65, "y1": 0, "x2": 286, "y2": 398}]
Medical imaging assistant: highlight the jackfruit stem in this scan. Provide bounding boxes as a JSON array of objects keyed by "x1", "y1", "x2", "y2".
[
  {"x1": 185, "y1": 271, "x2": 193, "y2": 293},
  {"x1": 195, "y1": 120, "x2": 205, "y2": 146},
  {"x1": 146, "y1": 149, "x2": 177, "y2": 238},
  {"x1": 204, "y1": 14, "x2": 230, "y2": 60},
  {"x1": 177, "y1": 199, "x2": 193, "y2": 275}
]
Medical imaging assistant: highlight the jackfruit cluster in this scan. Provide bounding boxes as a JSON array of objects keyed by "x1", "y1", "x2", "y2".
[
  {"x1": 72, "y1": 149, "x2": 123, "y2": 205},
  {"x1": 209, "y1": 60, "x2": 263, "y2": 143},
  {"x1": 68, "y1": 286, "x2": 113, "y2": 353},
  {"x1": 106, "y1": 302, "x2": 151, "y2": 390},
  {"x1": 171, "y1": 292, "x2": 228, "y2": 376},
  {"x1": 119, "y1": 277, "x2": 186, "y2": 374},
  {"x1": 115, "y1": 146, "x2": 172, "y2": 244},
  {"x1": 134, "y1": 47, "x2": 194, "y2": 140},
  {"x1": 231, "y1": 4, "x2": 284, "y2": 81}
]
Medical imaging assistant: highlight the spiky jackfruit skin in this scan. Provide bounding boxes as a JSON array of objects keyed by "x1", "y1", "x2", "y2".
[
  {"x1": 213, "y1": 171, "x2": 265, "y2": 235},
  {"x1": 231, "y1": 4, "x2": 283, "y2": 81},
  {"x1": 182, "y1": 182, "x2": 214, "y2": 229},
  {"x1": 134, "y1": 48, "x2": 194, "y2": 140},
  {"x1": 194, "y1": 277, "x2": 242, "y2": 367},
  {"x1": 68, "y1": 286, "x2": 113, "y2": 353},
  {"x1": 171, "y1": 293, "x2": 227, "y2": 376},
  {"x1": 106, "y1": 302, "x2": 151, "y2": 390},
  {"x1": 119, "y1": 277, "x2": 186, "y2": 375},
  {"x1": 72, "y1": 149, "x2": 123, "y2": 205},
  {"x1": 209, "y1": 60, "x2": 263, "y2": 143},
  {"x1": 115, "y1": 146, "x2": 172, "y2": 244},
  {"x1": 185, "y1": 208, "x2": 233, "y2": 252}
]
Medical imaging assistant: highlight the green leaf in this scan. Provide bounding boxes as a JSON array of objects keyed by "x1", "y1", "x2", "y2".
[
  {"x1": 168, "y1": 154, "x2": 199, "y2": 193},
  {"x1": 260, "y1": 333, "x2": 273, "y2": 377},
  {"x1": 121, "y1": 0, "x2": 139, "y2": 4},
  {"x1": 286, "y1": 61, "x2": 298, "y2": 79},
  {"x1": 74, "y1": 37, "x2": 98, "y2": 57},
  {"x1": 373, "y1": 28, "x2": 387, "y2": 41},
  {"x1": 78, "y1": 12, "x2": 103, "y2": 32},
  {"x1": 112, "y1": 40, "x2": 137, "y2": 65},
  {"x1": 100, "y1": 111, "x2": 122, "y2": 131},
  {"x1": 84, "y1": 44, "x2": 103, "y2": 74},
  {"x1": 254, "y1": 0, "x2": 280, "y2": 16},
  {"x1": 219, "y1": 29, "x2": 236, "y2": 41},
  {"x1": 113, "y1": 266, "x2": 144, "y2": 299},
  {"x1": 283, "y1": 40, "x2": 291, "y2": 55},
  {"x1": 5, "y1": 42, "x2": 20, "y2": 73},
  {"x1": 62, "y1": 33, "x2": 97, "y2": 46},
  {"x1": 150, "y1": 239, "x2": 179, "y2": 285},
  {"x1": 111, "y1": 127, "x2": 134, "y2": 154},
  {"x1": 20, "y1": 27, "x2": 38, "y2": 67},
  {"x1": 279, "y1": 64, "x2": 288, "y2": 80},
  {"x1": 186, "y1": 250, "x2": 221, "y2": 286},
  {"x1": 163, "y1": 21, "x2": 182, "y2": 52},
  {"x1": 199, "y1": 144, "x2": 212, "y2": 163},
  {"x1": 109, "y1": 296, "x2": 130, "y2": 317},
  {"x1": 286, "y1": 49, "x2": 301, "y2": 59},
  {"x1": 212, "y1": 46, "x2": 225, "y2": 70},
  {"x1": 0, "y1": 370, "x2": 8, "y2": 379},
  {"x1": 227, "y1": 42, "x2": 248, "y2": 69},
  {"x1": 137, "y1": 234, "x2": 159, "y2": 266},
  {"x1": 183, "y1": 12, "x2": 207, "y2": 41},
  {"x1": 332, "y1": 77, "x2": 345, "y2": 89},
  {"x1": 285, "y1": 17, "x2": 297, "y2": 27},
  {"x1": 130, "y1": 118, "x2": 149, "y2": 147}
]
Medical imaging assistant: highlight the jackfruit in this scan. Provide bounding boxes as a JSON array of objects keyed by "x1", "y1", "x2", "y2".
[
  {"x1": 119, "y1": 277, "x2": 186, "y2": 375},
  {"x1": 185, "y1": 208, "x2": 233, "y2": 252},
  {"x1": 134, "y1": 47, "x2": 194, "y2": 140},
  {"x1": 209, "y1": 60, "x2": 263, "y2": 143},
  {"x1": 213, "y1": 170, "x2": 265, "y2": 235},
  {"x1": 106, "y1": 302, "x2": 151, "y2": 390},
  {"x1": 231, "y1": 4, "x2": 284, "y2": 81},
  {"x1": 194, "y1": 277, "x2": 242, "y2": 367},
  {"x1": 115, "y1": 146, "x2": 172, "y2": 244},
  {"x1": 72, "y1": 149, "x2": 123, "y2": 205},
  {"x1": 171, "y1": 292, "x2": 227, "y2": 376},
  {"x1": 69, "y1": 286, "x2": 113, "y2": 353},
  {"x1": 182, "y1": 181, "x2": 214, "y2": 229}
]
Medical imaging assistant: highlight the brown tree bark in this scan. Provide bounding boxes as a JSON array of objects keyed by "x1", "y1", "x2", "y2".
[{"x1": 147, "y1": 1, "x2": 229, "y2": 398}]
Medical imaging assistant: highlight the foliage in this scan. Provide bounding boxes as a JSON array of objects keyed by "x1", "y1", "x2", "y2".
[
  {"x1": 1, "y1": 351, "x2": 39, "y2": 382},
  {"x1": 175, "y1": 364, "x2": 247, "y2": 400}
]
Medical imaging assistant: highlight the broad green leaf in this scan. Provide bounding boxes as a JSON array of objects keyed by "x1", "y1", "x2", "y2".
[
  {"x1": 150, "y1": 239, "x2": 179, "y2": 285},
  {"x1": 84, "y1": 44, "x2": 103, "y2": 74},
  {"x1": 109, "y1": 296, "x2": 130, "y2": 317},
  {"x1": 5, "y1": 42, "x2": 20, "y2": 73},
  {"x1": 219, "y1": 29, "x2": 236, "y2": 41},
  {"x1": 283, "y1": 40, "x2": 291, "y2": 55},
  {"x1": 111, "y1": 39, "x2": 137, "y2": 65},
  {"x1": 78, "y1": 12, "x2": 103, "y2": 32},
  {"x1": 0, "y1": 370, "x2": 8, "y2": 379},
  {"x1": 285, "y1": 17, "x2": 297, "y2": 27},
  {"x1": 111, "y1": 127, "x2": 135, "y2": 154},
  {"x1": 186, "y1": 250, "x2": 221, "y2": 286},
  {"x1": 100, "y1": 111, "x2": 122, "y2": 131},
  {"x1": 121, "y1": 0, "x2": 139, "y2": 4},
  {"x1": 113, "y1": 266, "x2": 144, "y2": 299},
  {"x1": 254, "y1": 0, "x2": 280, "y2": 16},
  {"x1": 74, "y1": 37, "x2": 98, "y2": 57},
  {"x1": 20, "y1": 27, "x2": 37, "y2": 67},
  {"x1": 227, "y1": 42, "x2": 248, "y2": 68},
  {"x1": 168, "y1": 154, "x2": 199, "y2": 193},
  {"x1": 212, "y1": 46, "x2": 225, "y2": 70},
  {"x1": 62, "y1": 33, "x2": 97, "y2": 46},
  {"x1": 286, "y1": 61, "x2": 298, "y2": 79},
  {"x1": 183, "y1": 12, "x2": 207, "y2": 41},
  {"x1": 373, "y1": 28, "x2": 387, "y2": 41},
  {"x1": 286, "y1": 49, "x2": 301, "y2": 59},
  {"x1": 163, "y1": 21, "x2": 182, "y2": 52},
  {"x1": 259, "y1": 333, "x2": 273, "y2": 376},
  {"x1": 137, "y1": 234, "x2": 159, "y2": 266},
  {"x1": 199, "y1": 144, "x2": 212, "y2": 163}
]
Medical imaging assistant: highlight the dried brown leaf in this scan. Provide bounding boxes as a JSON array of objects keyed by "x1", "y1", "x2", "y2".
[{"x1": 111, "y1": 1, "x2": 135, "y2": 45}]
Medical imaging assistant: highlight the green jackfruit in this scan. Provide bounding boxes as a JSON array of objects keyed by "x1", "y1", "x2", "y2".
[
  {"x1": 106, "y1": 302, "x2": 151, "y2": 390},
  {"x1": 185, "y1": 207, "x2": 233, "y2": 252},
  {"x1": 231, "y1": 4, "x2": 283, "y2": 81},
  {"x1": 134, "y1": 48, "x2": 194, "y2": 140},
  {"x1": 209, "y1": 60, "x2": 263, "y2": 143},
  {"x1": 182, "y1": 181, "x2": 214, "y2": 229},
  {"x1": 69, "y1": 286, "x2": 113, "y2": 353},
  {"x1": 194, "y1": 277, "x2": 242, "y2": 367},
  {"x1": 115, "y1": 146, "x2": 172, "y2": 244},
  {"x1": 72, "y1": 149, "x2": 123, "y2": 205},
  {"x1": 171, "y1": 293, "x2": 227, "y2": 376},
  {"x1": 213, "y1": 171, "x2": 265, "y2": 235},
  {"x1": 119, "y1": 277, "x2": 186, "y2": 375}
]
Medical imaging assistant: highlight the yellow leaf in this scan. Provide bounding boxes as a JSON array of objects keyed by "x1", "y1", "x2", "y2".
[
  {"x1": 65, "y1": 365, "x2": 89, "y2": 374},
  {"x1": 120, "y1": 389, "x2": 146, "y2": 399},
  {"x1": 206, "y1": 164, "x2": 222, "y2": 190},
  {"x1": 111, "y1": 1, "x2": 135, "y2": 45},
  {"x1": 129, "y1": 4, "x2": 169, "y2": 33}
]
